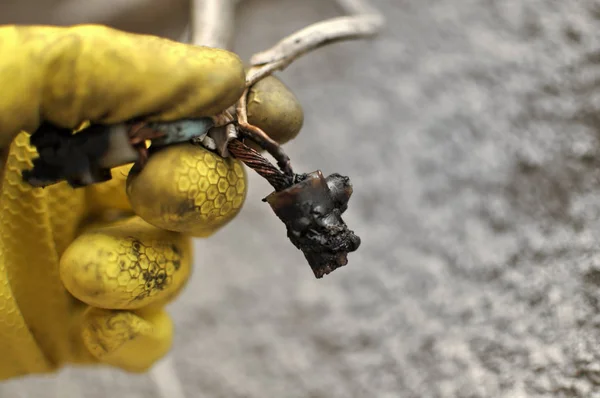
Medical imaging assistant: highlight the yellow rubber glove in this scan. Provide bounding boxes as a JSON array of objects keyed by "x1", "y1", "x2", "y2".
[{"x1": 0, "y1": 24, "x2": 303, "y2": 380}]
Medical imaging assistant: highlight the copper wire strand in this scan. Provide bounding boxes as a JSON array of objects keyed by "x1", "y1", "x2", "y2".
[
  {"x1": 226, "y1": 139, "x2": 292, "y2": 191},
  {"x1": 236, "y1": 122, "x2": 293, "y2": 177}
]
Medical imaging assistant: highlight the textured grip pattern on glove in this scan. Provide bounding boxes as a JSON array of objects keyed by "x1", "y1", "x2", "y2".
[
  {"x1": 0, "y1": 132, "x2": 90, "y2": 378},
  {"x1": 60, "y1": 217, "x2": 192, "y2": 310},
  {"x1": 0, "y1": 131, "x2": 198, "y2": 378},
  {"x1": 126, "y1": 144, "x2": 247, "y2": 237}
]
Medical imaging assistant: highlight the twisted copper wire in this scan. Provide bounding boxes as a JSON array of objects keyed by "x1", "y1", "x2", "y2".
[{"x1": 227, "y1": 139, "x2": 293, "y2": 191}]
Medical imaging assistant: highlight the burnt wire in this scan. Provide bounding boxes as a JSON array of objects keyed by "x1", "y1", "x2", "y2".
[{"x1": 226, "y1": 139, "x2": 293, "y2": 191}]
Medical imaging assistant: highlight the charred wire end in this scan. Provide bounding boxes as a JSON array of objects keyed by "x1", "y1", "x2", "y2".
[
  {"x1": 225, "y1": 141, "x2": 361, "y2": 278},
  {"x1": 264, "y1": 170, "x2": 361, "y2": 278}
]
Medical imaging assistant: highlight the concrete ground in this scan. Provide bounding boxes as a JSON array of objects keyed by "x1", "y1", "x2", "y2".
[{"x1": 2, "y1": 0, "x2": 600, "y2": 397}]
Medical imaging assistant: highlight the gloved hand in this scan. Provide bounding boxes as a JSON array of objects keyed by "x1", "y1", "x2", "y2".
[{"x1": 0, "y1": 24, "x2": 303, "y2": 379}]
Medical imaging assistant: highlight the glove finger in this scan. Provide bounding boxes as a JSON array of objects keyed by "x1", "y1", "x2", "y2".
[
  {"x1": 246, "y1": 75, "x2": 304, "y2": 150},
  {"x1": 126, "y1": 143, "x2": 247, "y2": 237},
  {"x1": 60, "y1": 216, "x2": 191, "y2": 310},
  {"x1": 81, "y1": 306, "x2": 173, "y2": 372},
  {"x1": 0, "y1": 24, "x2": 245, "y2": 147}
]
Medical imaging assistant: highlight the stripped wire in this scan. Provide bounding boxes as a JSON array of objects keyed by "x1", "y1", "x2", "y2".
[{"x1": 226, "y1": 139, "x2": 292, "y2": 191}]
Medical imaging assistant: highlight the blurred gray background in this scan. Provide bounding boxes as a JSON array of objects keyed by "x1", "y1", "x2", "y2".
[{"x1": 2, "y1": 0, "x2": 600, "y2": 397}]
